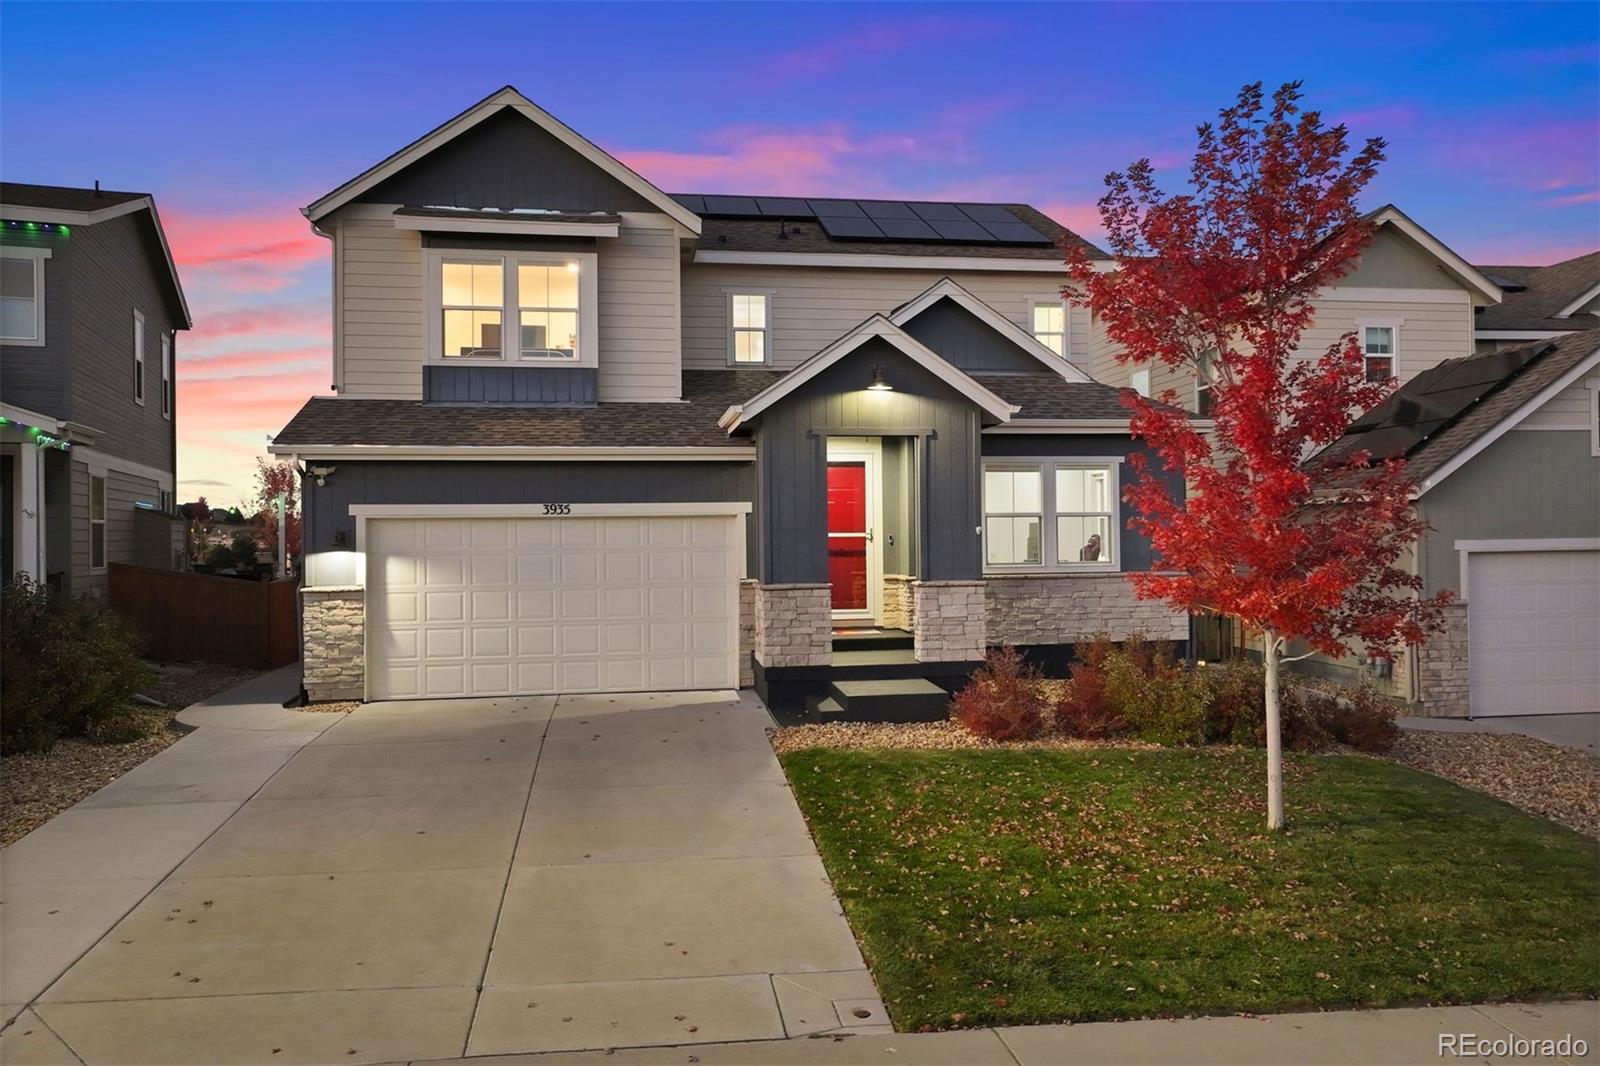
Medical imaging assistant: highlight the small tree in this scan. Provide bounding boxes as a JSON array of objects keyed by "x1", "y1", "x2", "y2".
[
  {"x1": 1065, "y1": 82, "x2": 1452, "y2": 830},
  {"x1": 250, "y1": 458, "x2": 301, "y2": 567},
  {"x1": 182, "y1": 496, "x2": 213, "y2": 566},
  {"x1": 229, "y1": 530, "x2": 260, "y2": 571}
]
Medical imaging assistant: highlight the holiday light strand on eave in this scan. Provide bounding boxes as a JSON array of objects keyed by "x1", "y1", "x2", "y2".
[
  {"x1": 0, "y1": 417, "x2": 72, "y2": 450},
  {"x1": 1, "y1": 220, "x2": 70, "y2": 235}
]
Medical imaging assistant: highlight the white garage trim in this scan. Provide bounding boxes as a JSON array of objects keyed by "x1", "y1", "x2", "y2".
[
  {"x1": 350, "y1": 502, "x2": 752, "y2": 519},
  {"x1": 1455, "y1": 537, "x2": 1600, "y2": 600}
]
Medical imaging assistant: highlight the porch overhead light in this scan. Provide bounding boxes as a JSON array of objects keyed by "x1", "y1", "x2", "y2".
[{"x1": 867, "y1": 365, "x2": 893, "y2": 392}]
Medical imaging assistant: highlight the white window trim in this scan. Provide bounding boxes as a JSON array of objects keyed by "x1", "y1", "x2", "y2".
[
  {"x1": 132, "y1": 309, "x2": 146, "y2": 405},
  {"x1": 1358, "y1": 318, "x2": 1403, "y2": 382},
  {"x1": 981, "y1": 457, "x2": 1123, "y2": 574},
  {"x1": 1130, "y1": 368, "x2": 1151, "y2": 398},
  {"x1": 423, "y1": 248, "x2": 599, "y2": 368},
  {"x1": 89, "y1": 474, "x2": 107, "y2": 572},
  {"x1": 1588, "y1": 377, "x2": 1600, "y2": 457},
  {"x1": 724, "y1": 288, "x2": 774, "y2": 366},
  {"x1": 1027, "y1": 296, "x2": 1069, "y2": 361},
  {"x1": 1, "y1": 247, "x2": 51, "y2": 346},
  {"x1": 160, "y1": 334, "x2": 173, "y2": 420}
]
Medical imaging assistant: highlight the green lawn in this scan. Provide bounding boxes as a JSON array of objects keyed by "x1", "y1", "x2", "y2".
[{"x1": 779, "y1": 747, "x2": 1600, "y2": 1030}]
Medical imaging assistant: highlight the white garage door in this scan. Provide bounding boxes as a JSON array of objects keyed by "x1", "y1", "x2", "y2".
[
  {"x1": 366, "y1": 514, "x2": 740, "y2": 700},
  {"x1": 1468, "y1": 550, "x2": 1600, "y2": 717}
]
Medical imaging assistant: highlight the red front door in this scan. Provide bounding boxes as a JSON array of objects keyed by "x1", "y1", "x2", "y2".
[{"x1": 827, "y1": 461, "x2": 868, "y2": 612}]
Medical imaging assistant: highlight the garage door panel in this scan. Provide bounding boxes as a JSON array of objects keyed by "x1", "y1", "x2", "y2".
[
  {"x1": 1469, "y1": 550, "x2": 1599, "y2": 716},
  {"x1": 424, "y1": 627, "x2": 465, "y2": 658},
  {"x1": 424, "y1": 591, "x2": 465, "y2": 621},
  {"x1": 518, "y1": 626, "x2": 555, "y2": 656}
]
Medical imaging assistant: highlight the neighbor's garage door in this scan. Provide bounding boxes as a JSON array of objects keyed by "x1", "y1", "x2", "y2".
[
  {"x1": 1468, "y1": 550, "x2": 1600, "y2": 716},
  {"x1": 366, "y1": 515, "x2": 739, "y2": 700}
]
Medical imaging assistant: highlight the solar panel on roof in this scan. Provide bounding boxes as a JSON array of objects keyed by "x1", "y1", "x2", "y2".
[
  {"x1": 755, "y1": 197, "x2": 812, "y2": 217},
  {"x1": 818, "y1": 216, "x2": 887, "y2": 239},
  {"x1": 673, "y1": 194, "x2": 707, "y2": 214},
  {"x1": 909, "y1": 202, "x2": 967, "y2": 222},
  {"x1": 1427, "y1": 345, "x2": 1547, "y2": 392},
  {"x1": 807, "y1": 199, "x2": 865, "y2": 218},
  {"x1": 980, "y1": 220, "x2": 1054, "y2": 245},
  {"x1": 877, "y1": 218, "x2": 940, "y2": 240},
  {"x1": 859, "y1": 201, "x2": 919, "y2": 220},
  {"x1": 703, "y1": 195, "x2": 761, "y2": 216},
  {"x1": 956, "y1": 203, "x2": 1018, "y2": 223},
  {"x1": 930, "y1": 219, "x2": 994, "y2": 242}
]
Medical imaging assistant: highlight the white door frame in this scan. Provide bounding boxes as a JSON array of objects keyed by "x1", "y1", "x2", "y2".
[{"x1": 825, "y1": 437, "x2": 883, "y2": 624}]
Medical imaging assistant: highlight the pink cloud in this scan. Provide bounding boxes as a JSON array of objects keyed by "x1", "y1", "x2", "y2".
[
  {"x1": 164, "y1": 206, "x2": 327, "y2": 295},
  {"x1": 1456, "y1": 237, "x2": 1600, "y2": 267},
  {"x1": 761, "y1": 16, "x2": 1005, "y2": 82},
  {"x1": 182, "y1": 346, "x2": 330, "y2": 378},
  {"x1": 1542, "y1": 189, "x2": 1600, "y2": 207},
  {"x1": 188, "y1": 304, "x2": 328, "y2": 345},
  {"x1": 1038, "y1": 200, "x2": 1108, "y2": 242},
  {"x1": 619, "y1": 123, "x2": 933, "y2": 196},
  {"x1": 1434, "y1": 117, "x2": 1600, "y2": 193}
]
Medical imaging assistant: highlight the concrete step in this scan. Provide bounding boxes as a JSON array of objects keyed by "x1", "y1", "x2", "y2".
[
  {"x1": 831, "y1": 629, "x2": 915, "y2": 652},
  {"x1": 826, "y1": 678, "x2": 949, "y2": 723},
  {"x1": 831, "y1": 648, "x2": 918, "y2": 667}
]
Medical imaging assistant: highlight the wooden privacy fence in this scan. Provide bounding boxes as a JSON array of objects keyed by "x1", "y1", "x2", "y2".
[{"x1": 108, "y1": 563, "x2": 299, "y2": 670}]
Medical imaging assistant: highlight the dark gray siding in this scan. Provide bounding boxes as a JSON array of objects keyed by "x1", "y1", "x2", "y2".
[
  {"x1": 358, "y1": 107, "x2": 655, "y2": 213},
  {"x1": 43, "y1": 449, "x2": 71, "y2": 589},
  {"x1": 65, "y1": 212, "x2": 180, "y2": 474},
  {"x1": 424, "y1": 365, "x2": 598, "y2": 405},
  {"x1": 898, "y1": 296, "x2": 1040, "y2": 373},
  {"x1": 981, "y1": 434, "x2": 1181, "y2": 572},
  {"x1": 880, "y1": 436, "x2": 916, "y2": 574},
  {"x1": 303, "y1": 460, "x2": 756, "y2": 574},
  {"x1": 0, "y1": 226, "x2": 73, "y2": 418},
  {"x1": 755, "y1": 337, "x2": 983, "y2": 584}
]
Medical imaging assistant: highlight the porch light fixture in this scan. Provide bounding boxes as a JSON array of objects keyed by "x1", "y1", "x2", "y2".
[{"x1": 867, "y1": 365, "x2": 893, "y2": 392}]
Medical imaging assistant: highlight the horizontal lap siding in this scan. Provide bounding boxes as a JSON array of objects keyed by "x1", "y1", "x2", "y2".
[
  {"x1": 338, "y1": 212, "x2": 424, "y2": 399},
  {"x1": 681, "y1": 264, "x2": 1087, "y2": 374},
  {"x1": 0, "y1": 227, "x2": 72, "y2": 418},
  {"x1": 71, "y1": 463, "x2": 168, "y2": 599},
  {"x1": 1519, "y1": 380, "x2": 1593, "y2": 430},
  {"x1": 597, "y1": 215, "x2": 681, "y2": 401},
  {"x1": 1305, "y1": 296, "x2": 1473, "y2": 382}
]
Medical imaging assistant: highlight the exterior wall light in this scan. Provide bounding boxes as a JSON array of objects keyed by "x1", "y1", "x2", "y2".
[{"x1": 867, "y1": 365, "x2": 893, "y2": 392}]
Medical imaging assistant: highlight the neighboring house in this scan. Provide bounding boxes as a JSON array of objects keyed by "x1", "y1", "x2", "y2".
[
  {"x1": 1, "y1": 182, "x2": 190, "y2": 597},
  {"x1": 1473, "y1": 251, "x2": 1600, "y2": 353},
  {"x1": 270, "y1": 86, "x2": 1191, "y2": 706},
  {"x1": 1090, "y1": 205, "x2": 1506, "y2": 409},
  {"x1": 1312, "y1": 329, "x2": 1600, "y2": 718}
]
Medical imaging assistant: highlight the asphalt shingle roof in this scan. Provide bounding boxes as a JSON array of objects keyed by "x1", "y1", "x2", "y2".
[
  {"x1": 0, "y1": 181, "x2": 150, "y2": 212},
  {"x1": 1317, "y1": 328, "x2": 1600, "y2": 487},
  {"x1": 972, "y1": 373, "x2": 1145, "y2": 420},
  {"x1": 1474, "y1": 251, "x2": 1600, "y2": 333}
]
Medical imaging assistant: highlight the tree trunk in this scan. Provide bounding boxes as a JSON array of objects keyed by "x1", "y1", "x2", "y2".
[{"x1": 1264, "y1": 631, "x2": 1285, "y2": 830}]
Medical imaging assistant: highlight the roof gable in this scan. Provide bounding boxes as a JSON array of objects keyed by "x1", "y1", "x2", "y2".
[
  {"x1": 1362, "y1": 205, "x2": 1502, "y2": 304},
  {"x1": 305, "y1": 87, "x2": 700, "y2": 232},
  {"x1": 887, "y1": 278, "x2": 1091, "y2": 382}
]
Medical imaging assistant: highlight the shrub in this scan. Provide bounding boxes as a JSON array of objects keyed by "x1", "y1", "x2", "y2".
[
  {"x1": 1320, "y1": 685, "x2": 1401, "y2": 753},
  {"x1": 952, "y1": 646, "x2": 1048, "y2": 741},
  {"x1": 1103, "y1": 639, "x2": 1209, "y2": 746},
  {"x1": 1, "y1": 577, "x2": 154, "y2": 755},
  {"x1": 1053, "y1": 647, "x2": 1129, "y2": 740},
  {"x1": 1202, "y1": 657, "x2": 1267, "y2": 745},
  {"x1": 87, "y1": 709, "x2": 156, "y2": 745}
]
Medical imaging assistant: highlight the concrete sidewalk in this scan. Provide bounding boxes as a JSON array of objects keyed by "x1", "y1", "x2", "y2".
[
  {"x1": 394, "y1": 999, "x2": 1598, "y2": 1065},
  {"x1": 0, "y1": 663, "x2": 333, "y2": 1026},
  {"x1": 1399, "y1": 712, "x2": 1599, "y2": 755}
]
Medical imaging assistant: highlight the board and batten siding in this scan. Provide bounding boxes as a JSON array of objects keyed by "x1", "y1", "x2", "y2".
[
  {"x1": 681, "y1": 263, "x2": 1088, "y2": 375},
  {"x1": 330, "y1": 206, "x2": 681, "y2": 402}
]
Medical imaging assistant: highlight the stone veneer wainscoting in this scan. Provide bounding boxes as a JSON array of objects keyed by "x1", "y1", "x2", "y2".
[
  {"x1": 301, "y1": 587, "x2": 365, "y2": 701},
  {"x1": 880, "y1": 574, "x2": 916, "y2": 631},
  {"x1": 1414, "y1": 602, "x2": 1469, "y2": 717},
  {"x1": 912, "y1": 580, "x2": 987, "y2": 662},
  {"x1": 985, "y1": 574, "x2": 1188, "y2": 646},
  {"x1": 753, "y1": 583, "x2": 833, "y2": 667},
  {"x1": 738, "y1": 579, "x2": 758, "y2": 688}
]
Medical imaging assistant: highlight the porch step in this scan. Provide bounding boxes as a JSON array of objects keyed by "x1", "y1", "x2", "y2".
[
  {"x1": 825, "y1": 678, "x2": 949, "y2": 723},
  {"x1": 831, "y1": 648, "x2": 917, "y2": 667},
  {"x1": 832, "y1": 629, "x2": 915, "y2": 652}
]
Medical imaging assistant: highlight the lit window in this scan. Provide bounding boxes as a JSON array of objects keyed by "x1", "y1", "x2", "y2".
[
  {"x1": 1130, "y1": 368, "x2": 1151, "y2": 397},
  {"x1": 132, "y1": 309, "x2": 146, "y2": 405},
  {"x1": 1031, "y1": 301, "x2": 1066, "y2": 357},
  {"x1": 161, "y1": 334, "x2": 173, "y2": 419},
  {"x1": 90, "y1": 475, "x2": 107, "y2": 571},
  {"x1": 441, "y1": 260, "x2": 503, "y2": 359},
  {"x1": 730, "y1": 293, "x2": 769, "y2": 364},
  {"x1": 1362, "y1": 326, "x2": 1396, "y2": 383},
  {"x1": 518, "y1": 262, "x2": 579, "y2": 360},
  {"x1": 983, "y1": 460, "x2": 1120, "y2": 571},
  {"x1": 1, "y1": 252, "x2": 45, "y2": 343}
]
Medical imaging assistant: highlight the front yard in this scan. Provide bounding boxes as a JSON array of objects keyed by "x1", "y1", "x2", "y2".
[{"x1": 780, "y1": 746, "x2": 1600, "y2": 1031}]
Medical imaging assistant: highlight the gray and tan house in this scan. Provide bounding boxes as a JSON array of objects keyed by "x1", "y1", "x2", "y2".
[
  {"x1": 1314, "y1": 329, "x2": 1600, "y2": 718},
  {"x1": 270, "y1": 86, "x2": 1190, "y2": 708},
  {"x1": 1, "y1": 182, "x2": 190, "y2": 597}
]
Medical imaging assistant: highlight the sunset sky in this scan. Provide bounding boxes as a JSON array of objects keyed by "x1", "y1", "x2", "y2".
[{"x1": 3, "y1": 1, "x2": 1596, "y2": 506}]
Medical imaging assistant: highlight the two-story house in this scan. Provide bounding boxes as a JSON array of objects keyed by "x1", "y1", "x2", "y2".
[
  {"x1": 1, "y1": 182, "x2": 190, "y2": 597},
  {"x1": 270, "y1": 87, "x2": 1193, "y2": 708}
]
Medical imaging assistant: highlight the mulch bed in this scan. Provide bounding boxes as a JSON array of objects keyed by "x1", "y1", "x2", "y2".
[
  {"x1": 772, "y1": 720, "x2": 1160, "y2": 756},
  {"x1": 0, "y1": 661, "x2": 261, "y2": 847},
  {"x1": 1386, "y1": 731, "x2": 1600, "y2": 839}
]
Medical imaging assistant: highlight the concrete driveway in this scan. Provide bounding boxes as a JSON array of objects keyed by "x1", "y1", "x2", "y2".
[
  {"x1": 1399, "y1": 712, "x2": 1600, "y2": 754},
  {"x1": 9, "y1": 691, "x2": 884, "y2": 1064}
]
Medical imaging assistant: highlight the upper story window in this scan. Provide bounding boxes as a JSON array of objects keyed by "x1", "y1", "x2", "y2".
[
  {"x1": 1195, "y1": 350, "x2": 1217, "y2": 416},
  {"x1": 1130, "y1": 368, "x2": 1151, "y2": 398},
  {"x1": 1, "y1": 249, "x2": 49, "y2": 346},
  {"x1": 132, "y1": 309, "x2": 146, "y2": 405},
  {"x1": 1030, "y1": 300, "x2": 1066, "y2": 357},
  {"x1": 728, "y1": 292, "x2": 770, "y2": 364},
  {"x1": 89, "y1": 474, "x2": 107, "y2": 571},
  {"x1": 1361, "y1": 324, "x2": 1397, "y2": 382},
  {"x1": 983, "y1": 459, "x2": 1120, "y2": 571},
  {"x1": 161, "y1": 334, "x2": 173, "y2": 419},
  {"x1": 429, "y1": 250, "x2": 596, "y2": 365}
]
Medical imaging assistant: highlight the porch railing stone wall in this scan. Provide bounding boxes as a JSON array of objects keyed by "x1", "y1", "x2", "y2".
[
  {"x1": 880, "y1": 574, "x2": 917, "y2": 631},
  {"x1": 985, "y1": 573, "x2": 1188, "y2": 646},
  {"x1": 912, "y1": 580, "x2": 987, "y2": 662},
  {"x1": 754, "y1": 583, "x2": 833, "y2": 667}
]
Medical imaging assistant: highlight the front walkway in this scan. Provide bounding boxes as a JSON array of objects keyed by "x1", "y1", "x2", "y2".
[
  {"x1": 1, "y1": 687, "x2": 882, "y2": 1064},
  {"x1": 1400, "y1": 712, "x2": 1600, "y2": 754}
]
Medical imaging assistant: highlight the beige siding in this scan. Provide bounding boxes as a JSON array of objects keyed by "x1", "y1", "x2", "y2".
[
  {"x1": 335, "y1": 206, "x2": 425, "y2": 400},
  {"x1": 681, "y1": 264, "x2": 1086, "y2": 374},
  {"x1": 1519, "y1": 379, "x2": 1594, "y2": 430},
  {"x1": 597, "y1": 213, "x2": 682, "y2": 401},
  {"x1": 1306, "y1": 293, "x2": 1473, "y2": 382},
  {"x1": 1339, "y1": 228, "x2": 1465, "y2": 291}
]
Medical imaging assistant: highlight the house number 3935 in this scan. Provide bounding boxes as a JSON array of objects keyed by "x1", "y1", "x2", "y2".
[{"x1": 542, "y1": 503, "x2": 572, "y2": 515}]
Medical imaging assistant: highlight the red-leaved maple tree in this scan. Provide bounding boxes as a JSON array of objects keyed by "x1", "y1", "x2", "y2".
[
  {"x1": 1065, "y1": 82, "x2": 1453, "y2": 829},
  {"x1": 250, "y1": 458, "x2": 302, "y2": 566}
]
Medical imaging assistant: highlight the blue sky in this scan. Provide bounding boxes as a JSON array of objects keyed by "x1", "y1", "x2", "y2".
[{"x1": 3, "y1": 1, "x2": 1596, "y2": 503}]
